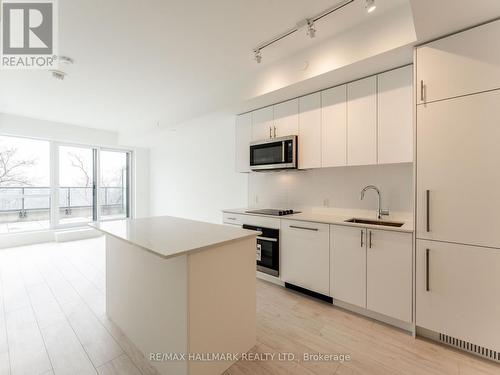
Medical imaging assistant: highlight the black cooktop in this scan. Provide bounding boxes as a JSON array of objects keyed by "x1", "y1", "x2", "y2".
[{"x1": 245, "y1": 209, "x2": 299, "y2": 216}]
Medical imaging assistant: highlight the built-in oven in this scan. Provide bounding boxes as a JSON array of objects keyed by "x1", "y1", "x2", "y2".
[
  {"x1": 242, "y1": 224, "x2": 279, "y2": 277},
  {"x1": 249, "y1": 135, "x2": 297, "y2": 171}
]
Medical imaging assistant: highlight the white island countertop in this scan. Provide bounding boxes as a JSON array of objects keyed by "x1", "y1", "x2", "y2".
[{"x1": 90, "y1": 216, "x2": 258, "y2": 259}]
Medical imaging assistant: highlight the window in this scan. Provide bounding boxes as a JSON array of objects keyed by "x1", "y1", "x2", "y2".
[{"x1": 0, "y1": 135, "x2": 132, "y2": 234}]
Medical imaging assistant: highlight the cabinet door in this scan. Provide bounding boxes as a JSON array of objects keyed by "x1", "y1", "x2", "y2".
[
  {"x1": 416, "y1": 89, "x2": 500, "y2": 248},
  {"x1": 367, "y1": 230, "x2": 412, "y2": 322},
  {"x1": 417, "y1": 20, "x2": 500, "y2": 104},
  {"x1": 347, "y1": 77, "x2": 377, "y2": 166},
  {"x1": 281, "y1": 220, "x2": 330, "y2": 295},
  {"x1": 273, "y1": 99, "x2": 298, "y2": 138},
  {"x1": 235, "y1": 113, "x2": 252, "y2": 173},
  {"x1": 298, "y1": 93, "x2": 322, "y2": 169},
  {"x1": 330, "y1": 225, "x2": 366, "y2": 307},
  {"x1": 378, "y1": 66, "x2": 413, "y2": 164},
  {"x1": 251, "y1": 106, "x2": 273, "y2": 141},
  {"x1": 321, "y1": 85, "x2": 347, "y2": 167},
  {"x1": 416, "y1": 239, "x2": 500, "y2": 352}
]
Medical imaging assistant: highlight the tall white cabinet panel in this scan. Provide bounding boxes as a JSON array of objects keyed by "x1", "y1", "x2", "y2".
[
  {"x1": 251, "y1": 106, "x2": 273, "y2": 141},
  {"x1": 378, "y1": 66, "x2": 413, "y2": 164},
  {"x1": 298, "y1": 93, "x2": 322, "y2": 169},
  {"x1": 347, "y1": 76, "x2": 377, "y2": 166},
  {"x1": 321, "y1": 85, "x2": 347, "y2": 167},
  {"x1": 367, "y1": 230, "x2": 412, "y2": 323},
  {"x1": 416, "y1": 240, "x2": 500, "y2": 352},
  {"x1": 273, "y1": 99, "x2": 298, "y2": 138},
  {"x1": 235, "y1": 113, "x2": 252, "y2": 173},
  {"x1": 416, "y1": 89, "x2": 500, "y2": 248},
  {"x1": 281, "y1": 220, "x2": 329, "y2": 295},
  {"x1": 416, "y1": 19, "x2": 500, "y2": 104},
  {"x1": 330, "y1": 225, "x2": 366, "y2": 308}
]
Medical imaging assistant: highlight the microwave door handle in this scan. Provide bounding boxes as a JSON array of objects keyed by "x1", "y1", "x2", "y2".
[{"x1": 282, "y1": 141, "x2": 285, "y2": 162}]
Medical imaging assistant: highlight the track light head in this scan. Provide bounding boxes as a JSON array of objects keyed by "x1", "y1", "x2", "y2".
[
  {"x1": 365, "y1": 0, "x2": 376, "y2": 13},
  {"x1": 254, "y1": 49, "x2": 262, "y2": 64},
  {"x1": 306, "y1": 19, "x2": 316, "y2": 38}
]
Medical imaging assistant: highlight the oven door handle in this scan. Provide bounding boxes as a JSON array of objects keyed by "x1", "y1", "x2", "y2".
[{"x1": 257, "y1": 236, "x2": 278, "y2": 242}]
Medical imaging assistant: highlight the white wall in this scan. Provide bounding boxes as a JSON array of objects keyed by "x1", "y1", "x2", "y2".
[
  {"x1": 248, "y1": 163, "x2": 413, "y2": 214},
  {"x1": 147, "y1": 112, "x2": 248, "y2": 224}
]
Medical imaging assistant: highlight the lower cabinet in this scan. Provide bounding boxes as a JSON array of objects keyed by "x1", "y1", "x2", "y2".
[
  {"x1": 367, "y1": 229, "x2": 412, "y2": 323},
  {"x1": 416, "y1": 239, "x2": 500, "y2": 352},
  {"x1": 330, "y1": 225, "x2": 367, "y2": 308},
  {"x1": 281, "y1": 220, "x2": 330, "y2": 295},
  {"x1": 330, "y1": 225, "x2": 413, "y2": 323}
]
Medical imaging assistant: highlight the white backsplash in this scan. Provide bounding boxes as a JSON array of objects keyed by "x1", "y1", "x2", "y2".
[{"x1": 248, "y1": 163, "x2": 413, "y2": 217}]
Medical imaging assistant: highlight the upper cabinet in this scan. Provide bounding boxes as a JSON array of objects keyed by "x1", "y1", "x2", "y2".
[
  {"x1": 378, "y1": 66, "x2": 413, "y2": 164},
  {"x1": 236, "y1": 65, "x2": 414, "y2": 173},
  {"x1": 251, "y1": 106, "x2": 273, "y2": 141},
  {"x1": 298, "y1": 93, "x2": 322, "y2": 169},
  {"x1": 416, "y1": 19, "x2": 500, "y2": 104},
  {"x1": 347, "y1": 76, "x2": 377, "y2": 166},
  {"x1": 321, "y1": 85, "x2": 347, "y2": 168},
  {"x1": 235, "y1": 113, "x2": 252, "y2": 173},
  {"x1": 273, "y1": 99, "x2": 298, "y2": 138}
]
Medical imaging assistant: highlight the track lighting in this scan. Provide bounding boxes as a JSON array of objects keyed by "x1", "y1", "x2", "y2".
[
  {"x1": 306, "y1": 19, "x2": 316, "y2": 38},
  {"x1": 254, "y1": 49, "x2": 262, "y2": 64},
  {"x1": 365, "y1": 0, "x2": 376, "y2": 13}
]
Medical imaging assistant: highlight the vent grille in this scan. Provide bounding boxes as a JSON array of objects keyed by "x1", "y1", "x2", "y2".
[{"x1": 439, "y1": 333, "x2": 500, "y2": 363}]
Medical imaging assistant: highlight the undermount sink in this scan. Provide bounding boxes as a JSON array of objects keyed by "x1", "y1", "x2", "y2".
[{"x1": 345, "y1": 218, "x2": 404, "y2": 228}]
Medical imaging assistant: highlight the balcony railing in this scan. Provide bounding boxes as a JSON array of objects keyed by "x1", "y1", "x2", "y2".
[{"x1": 0, "y1": 186, "x2": 125, "y2": 219}]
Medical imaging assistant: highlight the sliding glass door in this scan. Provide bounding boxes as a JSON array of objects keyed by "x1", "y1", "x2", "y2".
[
  {"x1": 58, "y1": 145, "x2": 96, "y2": 225},
  {"x1": 99, "y1": 150, "x2": 129, "y2": 220}
]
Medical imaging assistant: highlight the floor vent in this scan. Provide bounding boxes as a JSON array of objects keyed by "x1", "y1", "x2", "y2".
[{"x1": 438, "y1": 333, "x2": 500, "y2": 363}]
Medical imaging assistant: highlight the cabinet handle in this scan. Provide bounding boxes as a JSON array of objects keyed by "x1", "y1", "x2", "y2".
[
  {"x1": 273, "y1": 126, "x2": 276, "y2": 138},
  {"x1": 360, "y1": 230, "x2": 364, "y2": 247},
  {"x1": 420, "y1": 80, "x2": 425, "y2": 102},
  {"x1": 289, "y1": 225, "x2": 318, "y2": 232},
  {"x1": 426, "y1": 248, "x2": 430, "y2": 292},
  {"x1": 269, "y1": 126, "x2": 272, "y2": 139},
  {"x1": 227, "y1": 217, "x2": 237, "y2": 221},
  {"x1": 426, "y1": 189, "x2": 430, "y2": 232},
  {"x1": 256, "y1": 236, "x2": 278, "y2": 242},
  {"x1": 369, "y1": 230, "x2": 372, "y2": 249}
]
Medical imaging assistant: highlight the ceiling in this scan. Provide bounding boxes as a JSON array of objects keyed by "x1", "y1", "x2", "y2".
[{"x1": 0, "y1": 0, "x2": 409, "y2": 134}]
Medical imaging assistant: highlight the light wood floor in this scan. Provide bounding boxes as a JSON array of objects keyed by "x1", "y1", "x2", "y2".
[{"x1": 1, "y1": 238, "x2": 500, "y2": 375}]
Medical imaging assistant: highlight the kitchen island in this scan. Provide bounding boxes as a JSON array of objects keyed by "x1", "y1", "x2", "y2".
[{"x1": 90, "y1": 216, "x2": 259, "y2": 375}]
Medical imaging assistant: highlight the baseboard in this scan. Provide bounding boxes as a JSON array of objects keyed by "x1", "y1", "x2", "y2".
[
  {"x1": 285, "y1": 283, "x2": 333, "y2": 304},
  {"x1": 55, "y1": 228, "x2": 102, "y2": 242},
  {"x1": 0, "y1": 230, "x2": 55, "y2": 249}
]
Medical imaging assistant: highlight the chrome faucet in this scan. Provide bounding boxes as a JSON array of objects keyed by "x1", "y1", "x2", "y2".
[{"x1": 360, "y1": 185, "x2": 389, "y2": 219}]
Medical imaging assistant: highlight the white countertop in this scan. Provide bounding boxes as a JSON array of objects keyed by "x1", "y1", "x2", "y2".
[
  {"x1": 222, "y1": 208, "x2": 414, "y2": 233},
  {"x1": 89, "y1": 216, "x2": 259, "y2": 259}
]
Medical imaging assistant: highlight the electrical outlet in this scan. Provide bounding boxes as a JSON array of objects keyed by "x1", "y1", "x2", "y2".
[
  {"x1": 255, "y1": 195, "x2": 259, "y2": 204},
  {"x1": 323, "y1": 198, "x2": 329, "y2": 207}
]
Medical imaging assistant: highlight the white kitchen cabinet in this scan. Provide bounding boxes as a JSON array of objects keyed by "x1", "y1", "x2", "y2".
[
  {"x1": 416, "y1": 19, "x2": 500, "y2": 104},
  {"x1": 347, "y1": 76, "x2": 377, "y2": 166},
  {"x1": 281, "y1": 220, "x2": 329, "y2": 295},
  {"x1": 330, "y1": 225, "x2": 366, "y2": 308},
  {"x1": 377, "y1": 66, "x2": 413, "y2": 164},
  {"x1": 251, "y1": 106, "x2": 273, "y2": 141},
  {"x1": 321, "y1": 85, "x2": 347, "y2": 167},
  {"x1": 235, "y1": 113, "x2": 252, "y2": 173},
  {"x1": 416, "y1": 89, "x2": 500, "y2": 248},
  {"x1": 273, "y1": 99, "x2": 298, "y2": 138},
  {"x1": 416, "y1": 239, "x2": 500, "y2": 352},
  {"x1": 367, "y1": 229, "x2": 412, "y2": 323},
  {"x1": 298, "y1": 93, "x2": 322, "y2": 169}
]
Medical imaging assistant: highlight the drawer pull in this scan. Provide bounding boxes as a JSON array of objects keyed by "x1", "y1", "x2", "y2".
[
  {"x1": 289, "y1": 225, "x2": 318, "y2": 232},
  {"x1": 426, "y1": 248, "x2": 430, "y2": 292},
  {"x1": 256, "y1": 236, "x2": 277, "y2": 242},
  {"x1": 226, "y1": 217, "x2": 237, "y2": 221}
]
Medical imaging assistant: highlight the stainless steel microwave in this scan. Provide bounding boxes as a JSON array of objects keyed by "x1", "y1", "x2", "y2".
[{"x1": 250, "y1": 135, "x2": 297, "y2": 171}]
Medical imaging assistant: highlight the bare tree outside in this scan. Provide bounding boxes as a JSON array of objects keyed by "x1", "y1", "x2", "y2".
[
  {"x1": 0, "y1": 146, "x2": 37, "y2": 187},
  {"x1": 68, "y1": 151, "x2": 92, "y2": 187}
]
